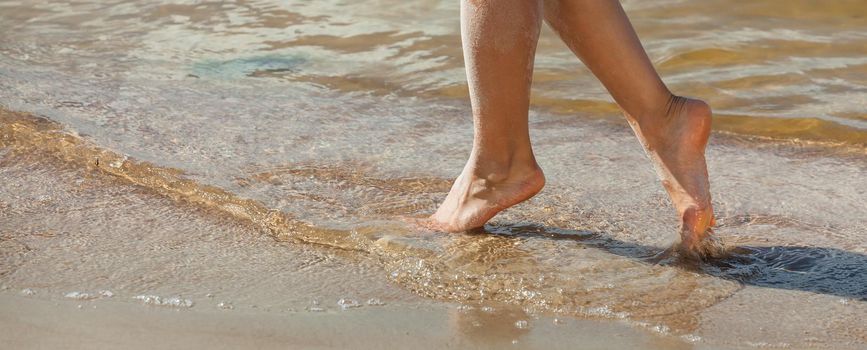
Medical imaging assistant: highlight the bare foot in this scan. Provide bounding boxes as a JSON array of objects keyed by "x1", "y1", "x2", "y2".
[
  {"x1": 626, "y1": 95, "x2": 716, "y2": 256},
  {"x1": 429, "y1": 159, "x2": 545, "y2": 232}
]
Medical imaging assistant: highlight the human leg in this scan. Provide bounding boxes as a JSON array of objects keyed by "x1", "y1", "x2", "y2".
[
  {"x1": 543, "y1": 0, "x2": 715, "y2": 252},
  {"x1": 430, "y1": 0, "x2": 546, "y2": 232}
]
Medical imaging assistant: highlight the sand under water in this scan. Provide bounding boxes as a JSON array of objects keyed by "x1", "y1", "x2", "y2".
[
  {"x1": 0, "y1": 139, "x2": 692, "y2": 350},
  {"x1": 1, "y1": 0, "x2": 866, "y2": 349}
]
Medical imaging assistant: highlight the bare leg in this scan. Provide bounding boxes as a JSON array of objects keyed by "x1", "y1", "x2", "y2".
[
  {"x1": 430, "y1": 0, "x2": 546, "y2": 232},
  {"x1": 543, "y1": 0, "x2": 716, "y2": 254}
]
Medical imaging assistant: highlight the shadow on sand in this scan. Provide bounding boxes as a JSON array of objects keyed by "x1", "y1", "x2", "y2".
[{"x1": 476, "y1": 223, "x2": 867, "y2": 301}]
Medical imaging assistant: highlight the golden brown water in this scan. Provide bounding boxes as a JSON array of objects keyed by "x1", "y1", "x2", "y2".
[
  {"x1": 1, "y1": 0, "x2": 866, "y2": 146},
  {"x1": 1, "y1": 1, "x2": 867, "y2": 348}
]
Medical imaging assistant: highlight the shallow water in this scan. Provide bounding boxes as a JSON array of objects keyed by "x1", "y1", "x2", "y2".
[
  {"x1": 1, "y1": 0, "x2": 865, "y2": 145},
  {"x1": 1, "y1": 1, "x2": 867, "y2": 348}
]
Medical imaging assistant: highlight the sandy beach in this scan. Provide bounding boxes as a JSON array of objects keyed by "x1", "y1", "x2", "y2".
[
  {"x1": 2, "y1": 294, "x2": 695, "y2": 350},
  {"x1": 3, "y1": 108, "x2": 865, "y2": 348},
  {"x1": 1, "y1": 0, "x2": 866, "y2": 348},
  {"x1": 0, "y1": 142, "x2": 690, "y2": 349}
]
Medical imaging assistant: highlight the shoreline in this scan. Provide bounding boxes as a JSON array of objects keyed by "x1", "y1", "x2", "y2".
[
  {"x1": 2, "y1": 105, "x2": 865, "y2": 348},
  {"x1": 0, "y1": 140, "x2": 697, "y2": 349},
  {"x1": 0, "y1": 294, "x2": 695, "y2": 350},
  {"x1": 2, "y1": 0, "x2": 866, "y2": 348}
]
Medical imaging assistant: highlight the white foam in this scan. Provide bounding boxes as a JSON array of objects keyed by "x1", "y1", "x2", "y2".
[
  {"x1": 307, "y1": 299, "x2": 326, "y2": 312},
  {"x1": 366, "y1": 298, "x2": 385, "y2": 306},
  {"x1": 64, "y1": 291, "x2": 98, "y2": 300},
  {"x1": 134, "y1": 295, "x2": 194, "y2": 308},
  {"x1": 337, "y1": 298, "x2": 361, "y2": 310},
  {"x1": 651, "y1": 324, "x2": 671, "y2": 335},
  {"x1": 456, "y1": 304, "x2": 474, "y2": 312},
  {"x1": 63, "y1": 290, "x2": 114, "y2": 300},
  {"x1": 681, "y1": 334, "x2": 702, "y2": 343}
]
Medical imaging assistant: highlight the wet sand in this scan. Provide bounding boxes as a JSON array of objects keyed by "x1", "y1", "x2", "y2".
[
  {"x1": 0, "y1": 147, "x2": 689, "y2": 350},
  {"x1": 1, "y1": 1, "x2": 866, "y2": 348},
  {"x1": 1, "y1": 295, "x2": 691, "y2": 350},
  {"x1": 2, "y1": 109, "x2": 865, "y2": 349}
]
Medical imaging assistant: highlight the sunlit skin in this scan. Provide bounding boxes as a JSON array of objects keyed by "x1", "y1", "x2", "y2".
[{"x1": 428, "y1": 0, "x2": 716, "y2": 254}]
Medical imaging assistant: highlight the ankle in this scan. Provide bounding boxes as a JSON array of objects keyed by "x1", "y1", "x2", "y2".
[
  {"x1": 632, "y1": 95, "x2": 711, "y2": 134},
  {"x1": 629, "y1": 92, "x2": 673, "y2": 124},
  {"x1": 466, "y1": 147, "x2": 540, "y2": 182}
]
